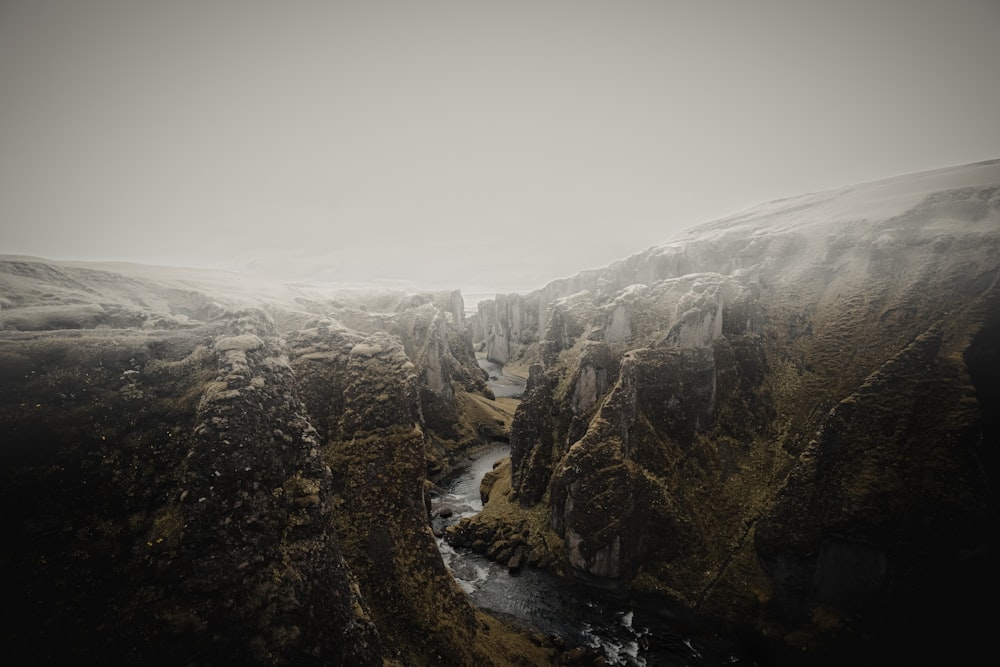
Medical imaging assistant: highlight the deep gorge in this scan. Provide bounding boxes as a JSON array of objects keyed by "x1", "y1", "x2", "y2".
[{"x1": 2, "y1": 160, "x2": 999, "y2": 665}]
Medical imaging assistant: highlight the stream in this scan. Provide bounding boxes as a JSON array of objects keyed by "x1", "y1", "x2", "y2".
[
  {"x1": 475, "y1": 353, "x2": 524, "y2": 398},
  {"x1": 430, "y1": 361, "x2": 754, "y2": 666}
]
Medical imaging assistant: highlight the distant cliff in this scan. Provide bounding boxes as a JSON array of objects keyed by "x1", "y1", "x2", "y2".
[{"x1": 463, "y1": 159, "x2": 1000, "y2": 661}]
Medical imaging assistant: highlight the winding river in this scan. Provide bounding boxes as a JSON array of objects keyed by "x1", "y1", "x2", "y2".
[{"x1": 430, "y1": 360, "x2": 754, "y2": 666}]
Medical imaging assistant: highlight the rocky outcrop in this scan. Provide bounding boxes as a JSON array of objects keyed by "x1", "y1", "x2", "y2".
[
  {"x1": 473, "y1": 292, "x2": 542, "y2": 366},
  {"x1": 464, "y1": 160, "x2": 1000, "y2": 660},
  {"x1": 0, "y1": 261, "x2": 549, "y2": 666},
  {"x1": 293, "y1": 301, "x2": 494, "y2": 479},
  {"x1": 445, "y1": 457, "x2": 565, "y2": 574},
  {"x1": 508, "y1": 364, "x2": 559, "y2": 505},
  {"x1": 0, "y1": 312, "x2": 382, "y2": 665},
  {"x1": 290, "y1": 327, "x2": 486, "y2": 661}
]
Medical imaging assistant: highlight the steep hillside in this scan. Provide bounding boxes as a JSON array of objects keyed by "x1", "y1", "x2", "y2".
[
  {"x1": 0, "y1": 260, "x2": 550, "y2": 665},
  {"x1": 464, "y1": 159, "x2": 1000, "y2": 660}
]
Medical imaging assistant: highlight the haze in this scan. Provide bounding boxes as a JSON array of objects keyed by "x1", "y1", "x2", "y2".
[{"x1": 2, "y1": 0, "x2": 999, "y2": 294}]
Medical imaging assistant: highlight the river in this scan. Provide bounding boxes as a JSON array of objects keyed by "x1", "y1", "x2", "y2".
[
  {"x1": 430, "y1": 363, "x2": 756, "y2": 666},
  {"x1": 475, "y1": 353, "x2": 524, "y2": 398}
]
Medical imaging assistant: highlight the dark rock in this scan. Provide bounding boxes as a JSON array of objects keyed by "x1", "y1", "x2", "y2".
[
  {"x1": 0, "y1": 311, "x2": 383, "y2": 665},
  {"x1": 508, "y1": 363, "x2": 559, "y2": 505},
  {"x1": 0, "y1": 262, "x2": 547, "y2": 666},
  {"x1": 507, "y1": 546, "x2": 525, "y2": 573}
]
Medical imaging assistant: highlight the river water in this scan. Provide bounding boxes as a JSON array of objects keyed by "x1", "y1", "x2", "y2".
[
  {"x1": 431, "y1": 366, "x2": 755, "y2": 666},
  {"x1": 475, "y1": 353, "x2": 524, "y2": 398}
]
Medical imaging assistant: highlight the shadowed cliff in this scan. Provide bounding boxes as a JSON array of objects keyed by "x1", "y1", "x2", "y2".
[{"x1": 0, "y1": 261, "x2": 551, "y2": 665}]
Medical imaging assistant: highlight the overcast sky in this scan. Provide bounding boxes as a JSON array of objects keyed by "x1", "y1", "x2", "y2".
[{"x1": 2, "y1": 0, "x2": 999, "y2": 294}]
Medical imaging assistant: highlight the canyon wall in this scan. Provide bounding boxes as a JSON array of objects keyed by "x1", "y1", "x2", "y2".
[
  {"x1": 0, "y1": 260, "x2": 550, "y2": 665},
  {"x1": 464, "y1": 160, "x2": 1000, "y2": 660}
]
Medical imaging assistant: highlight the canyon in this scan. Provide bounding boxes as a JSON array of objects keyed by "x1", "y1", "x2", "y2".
[
  {"x1": 0, "y1": 262, "x2": 553, "y2": 665},
  {"x1": 2, "y1": 159, "x2": 999, "y2": 664}
]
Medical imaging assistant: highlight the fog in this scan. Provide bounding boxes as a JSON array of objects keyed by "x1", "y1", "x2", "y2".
[{"x1": 2, "y1": 0, "x2": 999, "y2": 294}]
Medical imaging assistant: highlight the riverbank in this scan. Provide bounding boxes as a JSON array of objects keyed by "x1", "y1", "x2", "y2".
[
  {"x1": 430, "y1": 443, "x2": 760, "y2": 666},
  {"x1": 476, "y1": 351, "x2": 527, "y2": 398},
  {"x1": 432, "y1": 359, "x2": 768, "y2": 666}
]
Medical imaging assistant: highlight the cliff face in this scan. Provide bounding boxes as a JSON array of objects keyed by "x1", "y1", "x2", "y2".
[
  {"x1": 316, "y1": 300, "x2": 497, "y2": 474},
  {"x1": 0, "y1": 312, "x2": 382, "y2": 664},
  {"x1": 0, "y1": 261, "x2": 545, "y2": 665},
  {"x1": 466, "y1": 160, "x2": 1000, "y2": 658},
  {"x1": 287, "y1": 325, "x2": 485, "y2": 660}
]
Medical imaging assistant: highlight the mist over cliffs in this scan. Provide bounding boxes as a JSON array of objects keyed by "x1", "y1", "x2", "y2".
[
  {"x1": 2, "y1": 159, "x2": 999, "y2": 664},
  {"x1": 464, "y1": 159, "x2": 1000, "y2": 660}
]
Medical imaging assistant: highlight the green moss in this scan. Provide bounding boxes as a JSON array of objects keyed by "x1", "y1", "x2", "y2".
[{"x1": 461, "y1": 459, "x2": 566, "y2": 572}]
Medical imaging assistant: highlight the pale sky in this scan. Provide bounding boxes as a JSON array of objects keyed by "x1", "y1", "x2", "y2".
[{"x1": 2, "y1": 0, "x2": 999, "y2": 294}]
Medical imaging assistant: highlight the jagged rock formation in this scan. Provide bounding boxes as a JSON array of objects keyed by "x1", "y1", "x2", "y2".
[
  {"x1": 285, "y1": 324, "x2": 497, "y2": 662},
  {"x1": 0, "y1": 260, "x2": 549, "y2": 665},
  {"x1": 310, "y1": 300, "x2": 498, "y2": 477},
  {"x1": 0, "y1": 312, "x2": 382, "y2": 664},
  {"x1": 464, "y1": 159, "x2": 1000, "y2": 660},
  {"x1": 5, "y1": 159, "x2": 999, "y2": 663}
]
